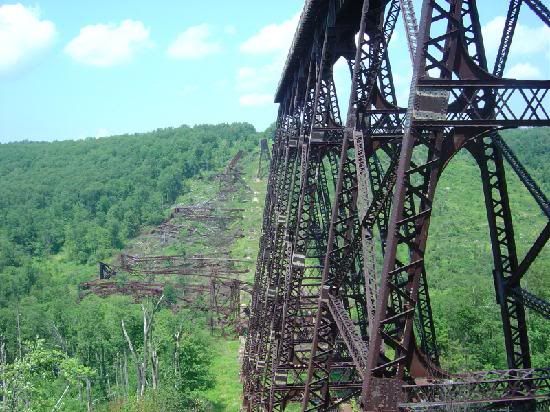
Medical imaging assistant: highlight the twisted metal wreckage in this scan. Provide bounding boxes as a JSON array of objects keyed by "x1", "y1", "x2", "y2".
[
  {"x1": 80, "y1": 151, "x2": 253, "y2": 333},
  {"x1": 242, "y1": 0, "x2": 550, "y2": 410},
  {"x1": 80, "y1": 256, "x2": 251, "y2": 333}
]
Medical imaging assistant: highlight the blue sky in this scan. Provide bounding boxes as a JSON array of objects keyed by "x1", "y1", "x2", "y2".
[{"x1": 0, "y1": 1, "x2": 548, "y2": 142}]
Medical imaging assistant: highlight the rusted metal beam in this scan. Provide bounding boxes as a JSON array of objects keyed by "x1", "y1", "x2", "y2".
[{"x1": 244, "y1": 0, "x2": 550, "y2": 410}]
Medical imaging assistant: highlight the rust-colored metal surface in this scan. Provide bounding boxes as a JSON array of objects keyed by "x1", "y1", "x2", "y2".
[
  {"x1": 257, "y1": 138, "x2": 271, "y2": 179},
  {"x1": 81, "y1": 152, "x2": 253, "y2": 335},
  {"x1": 81, "y1": 256, "x2": 251, "y2": 334},
  {"x1": 242, "y1": 0, "x2": 550, "y2": 410}
]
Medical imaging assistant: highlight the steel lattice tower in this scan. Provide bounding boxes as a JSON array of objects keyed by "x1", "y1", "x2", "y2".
[{"x1": 242, "y1": 0, "x2": 550, "y2": 410}]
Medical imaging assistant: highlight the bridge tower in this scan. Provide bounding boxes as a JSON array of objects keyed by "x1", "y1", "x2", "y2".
[{"x1": 243, "y1": 0, "x2": 550, "y2": 410}]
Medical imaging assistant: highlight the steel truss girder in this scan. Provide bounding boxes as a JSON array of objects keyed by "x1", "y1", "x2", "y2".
[
  {"x1": 468, "y1": 136, "x2": 531, "y2": 371},
  {"x1": 362, "y1": 0, "x2": 549, "y2": 410},
  {"x1": 243, "y1": 0, "x2": 550, "y2": 410}
]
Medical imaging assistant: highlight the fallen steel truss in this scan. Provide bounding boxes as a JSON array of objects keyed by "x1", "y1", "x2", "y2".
[
  {"x1": 242, "y1": 0, "x2": 550, "y2": 410},
  {"x1": 81, "y1": 257, "x2": 252, "y2": 333}
]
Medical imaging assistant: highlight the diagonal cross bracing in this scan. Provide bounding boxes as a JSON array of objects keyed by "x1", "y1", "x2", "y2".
[{"x1": 242, "y1": 0, "x2": 550, "y2": 411}]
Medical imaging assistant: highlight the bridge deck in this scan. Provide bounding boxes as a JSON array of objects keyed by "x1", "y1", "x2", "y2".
[{"x1": 275, "y1": 0, "x2": 360, "y2": 103}]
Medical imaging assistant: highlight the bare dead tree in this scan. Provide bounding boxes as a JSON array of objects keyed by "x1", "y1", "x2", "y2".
[
  {"x1": 0, "y1": 336, "x2": 6, "y2": 411},
  {"x1": 15, "y1": 306, "x2": 22, "y2": 360},
  {"x1": 121, "y1": 319, "x2": 144, "y2": 398},
  {"x1": 121, "y1": 294, "x2": 164, "y2": 397},
  {"x1": 142, "y1": 295, "x2": 163, "y2": 392}
]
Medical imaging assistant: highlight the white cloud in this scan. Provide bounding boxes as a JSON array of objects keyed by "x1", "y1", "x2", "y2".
[
  {"x1": 65, "y1": 20, "x2": 151, "y2": 67},
  {"x1": 0, "y1": 4, "x2": 56, "y2": 74},
  {"x1": 239, "y1": 93, "x2": 273, "y2": 107},
  {"x1": 236, "y1": 12, "x2": 301, "y2": 106},
  {"x1": 240, "y1": 13, "x2": 300, "y2": 55},
  {"x1": 237, "y1": 59, "x2": 282, "y2": 92},
  {"x1": 236, "y1": 58, "x2": 283, "y2": 106},
  {"x1": 482, "y1": 16, "x2": 550, "y2": 67},
  {"x1": 167, "y1": 24, "x2": 221, "y2": 59},
  {"x1": 224, "y1": 25, "x2": 237, "y2": 35},
  {"x1": 505, "y1": 62, "x2": 542, "y2": 79}
]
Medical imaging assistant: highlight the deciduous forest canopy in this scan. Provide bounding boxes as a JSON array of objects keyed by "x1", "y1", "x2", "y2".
[{"x1": 0, "y1": 123, "x2": 261, "y2": 411}]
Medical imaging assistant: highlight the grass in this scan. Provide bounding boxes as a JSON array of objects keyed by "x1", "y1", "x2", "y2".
[{"x1": 204, "y1": 338, "x2": 243, "y2": 411}]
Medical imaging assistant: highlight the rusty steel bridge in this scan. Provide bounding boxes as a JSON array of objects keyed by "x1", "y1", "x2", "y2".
[{"x1": 241, "y1": 0, "x2": 550, "y2": 410}]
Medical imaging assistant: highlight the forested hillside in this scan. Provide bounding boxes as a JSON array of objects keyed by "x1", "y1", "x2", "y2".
[
  {"x1": 0, "y1": 123, "x2": 257, "y2": 265},
  {"x1": 426, "y1": 127, "x2": 550, "y2": 370},
  {"x1": 0, "y1": 123, "x2": 262, "y2": 411},
  {"x1": 0, "y1": 125, "x2": 548, "y2": 411}
]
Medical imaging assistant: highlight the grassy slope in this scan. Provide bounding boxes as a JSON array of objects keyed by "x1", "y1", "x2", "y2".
[
  {"x1": 203, "y1": 154, "x2": 267, "y2": 409},
  {"x1": 204, "y1": 338, "x2": 243, "y2": 411}
]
